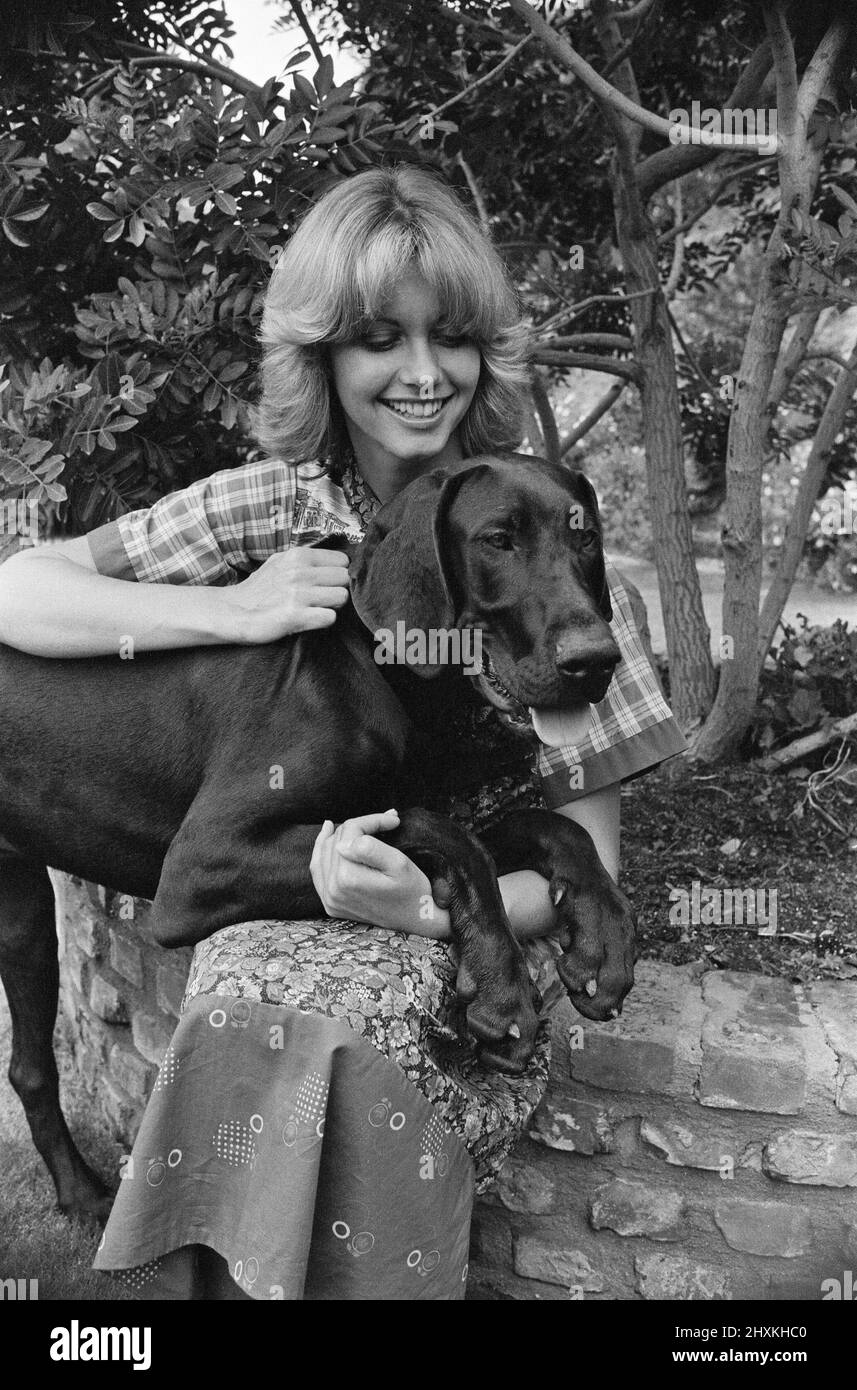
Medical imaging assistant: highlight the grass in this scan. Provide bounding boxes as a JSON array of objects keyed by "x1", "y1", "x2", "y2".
[{"x1": 0, "y1": 996, "x2": 132, "y2": 1301}]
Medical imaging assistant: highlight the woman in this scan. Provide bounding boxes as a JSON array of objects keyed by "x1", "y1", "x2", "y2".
[{"x1": 0, "y1": 165, "x2": 686, "y2": 1299}]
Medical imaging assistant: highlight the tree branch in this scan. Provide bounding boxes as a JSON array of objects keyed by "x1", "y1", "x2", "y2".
[
  {"x1": 530, "y1": 370, "x2": 561, "y2": 464},
  {"x1": 657, "y1": 157, "x2": 776, "y2": 245},
  {"x1": 530, "y1": 349, "x2": 641, "y2": 383},
  {"x1": 637, "y1": 40, "x2": 773, "y2": 197},
  {"x1": 539, "y1": 333, "x2": 635, "y2": 352},
  {"x1": 117, "y1": 42, "x2": 263, "y2": 99},
  {"x1": 763, "y1": 1, "x2": 799, "y2": 135},
  {"x1": 507, "y1": 0, "x2": 774, "y2": 152},
  {"x1": 560, "y1": 380, "x2": 626, "y2": 455},
  {"x1": 767, "y1": 307, "x2": 821, "y2": 411},
  {"x1": 663, "y1": 180, "x2": 684, "y2": 297},
  {"x1": 426, "y1": 35, "x2": 532, "y2": 121},
  {"x1": 537, "y1": 287, "x2": 658, "y2": 337},
  {"x1": 456, "y1": 153, "x2": 490, "y2": 235},
  {"x1": 796, "y1": 11, "x2": 851, "y2": 125},
  {"x1": 288, "y1": 0, "x2": 325, "y2": 67}
]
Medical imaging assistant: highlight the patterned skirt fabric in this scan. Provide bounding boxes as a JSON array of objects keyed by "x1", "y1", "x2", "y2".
[{"x1": 93, "y1": 919, "x2": 558, "y2": 1300}]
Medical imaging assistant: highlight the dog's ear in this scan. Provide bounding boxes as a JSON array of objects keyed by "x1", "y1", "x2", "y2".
[
  {"x1": 307, "y1": 531, "x2": 359, "y2": 562},
  {"x1": 350, "y1": 461, "x2": 488, "y2": 678},
  {"x1": 567, "y1": 469, "x2": 612, "y2": 622}
]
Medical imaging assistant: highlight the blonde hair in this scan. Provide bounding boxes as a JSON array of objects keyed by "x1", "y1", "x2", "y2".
[{"x1": 253, "y1": 165, "x2": 530, "y2": 468}]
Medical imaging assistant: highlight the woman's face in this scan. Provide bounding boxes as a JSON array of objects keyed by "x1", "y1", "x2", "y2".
[{"x1": 329, "y1": 268, "x2": 482, "y2": 496}]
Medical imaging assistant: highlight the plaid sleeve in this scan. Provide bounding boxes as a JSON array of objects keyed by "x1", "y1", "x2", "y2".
[
  {"x1": 536, "y1": 560, "x2": 687, "y2": 805},
  {"x1": 87, "y1": 459, "x2": 295, "y2": 586}
]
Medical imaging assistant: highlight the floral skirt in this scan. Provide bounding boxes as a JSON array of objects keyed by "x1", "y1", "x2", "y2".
[{"x1": 93, "y1": 917, "x2": 559, "y2": 1301}]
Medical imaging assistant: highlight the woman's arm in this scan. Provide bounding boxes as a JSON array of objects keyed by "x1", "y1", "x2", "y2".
[
  {"x1": 496, "y1": 782, "x2": 621, "y2": 941},
  {"x1": 311, "y1": 784, "x2": 622, "y2": 943},
  {"x1": 0, "y1": 538, "x2": 349, "y2": 657}
]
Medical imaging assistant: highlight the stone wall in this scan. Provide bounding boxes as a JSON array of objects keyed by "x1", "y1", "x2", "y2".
[{"x1": 55, "y1": 875, "x2": 857, "y2": 1301}]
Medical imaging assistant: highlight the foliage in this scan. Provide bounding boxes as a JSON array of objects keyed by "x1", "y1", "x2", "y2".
[
  {"x1": 0, "y1": 5, "x2": 385, "y2": 531},
  {"x1": 753, "y1": 615, "x2": 857, "y2": 752}
]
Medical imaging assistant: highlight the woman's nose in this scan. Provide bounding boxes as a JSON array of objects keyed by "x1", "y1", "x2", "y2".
[{"x1": 399, "y1": 338, "x2": 441, "y2": 389}]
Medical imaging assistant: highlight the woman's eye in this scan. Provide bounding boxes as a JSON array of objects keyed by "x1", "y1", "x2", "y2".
[
  {"x1": 363, "y1": 336, "x2": 398, "y2": 352},
  {"x1": 435, "y1": 331, "x2": 470, "y2": 348}
]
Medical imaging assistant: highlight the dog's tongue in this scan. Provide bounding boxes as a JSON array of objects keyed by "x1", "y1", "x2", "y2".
[{"x1": 529, "y1": 701, "x2": 591, "y2": 748}]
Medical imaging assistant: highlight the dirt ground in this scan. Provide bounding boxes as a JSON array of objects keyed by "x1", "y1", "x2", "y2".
[{"x1": 622, "y1": 756, "x2": 857, "y2": 982}]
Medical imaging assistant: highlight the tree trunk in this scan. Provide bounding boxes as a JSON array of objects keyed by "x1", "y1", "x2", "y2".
[
  {"x1": 690, "y1": 244, "x2": 791, "y2": 762},
  {"x1": 610, "y1": 161, "x2": 716, "y2": 732},
  {"x1": 757, "y1": 339, "x2": 857, "y2": 668}
]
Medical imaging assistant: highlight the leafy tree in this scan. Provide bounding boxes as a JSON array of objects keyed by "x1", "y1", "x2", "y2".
[{"x1": 0, "y1": 0, "x2": 384, "y2": 530}]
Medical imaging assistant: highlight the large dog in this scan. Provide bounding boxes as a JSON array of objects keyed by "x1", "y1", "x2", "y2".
[{"x1": 0, "y1": 452, "x2": 635, "y2": 1220}]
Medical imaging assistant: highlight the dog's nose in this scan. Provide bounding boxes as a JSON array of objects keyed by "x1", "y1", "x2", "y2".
[{"x1": 555, "y1": 639, "x2": 620, "y2": 683}]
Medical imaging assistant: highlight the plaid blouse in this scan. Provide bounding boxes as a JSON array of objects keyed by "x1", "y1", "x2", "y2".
[{"x1": 86, "y1": 457, "x2": 687, "y2": 805}]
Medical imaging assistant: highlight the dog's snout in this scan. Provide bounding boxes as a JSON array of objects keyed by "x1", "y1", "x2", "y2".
[{"x1": 555, "y1": 636, "x2": 620, "y2": 682}]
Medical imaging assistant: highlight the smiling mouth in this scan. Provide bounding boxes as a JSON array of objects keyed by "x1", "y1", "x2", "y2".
[{"x1": 379, "y1": 396, "x2": 452, "y2": 420}]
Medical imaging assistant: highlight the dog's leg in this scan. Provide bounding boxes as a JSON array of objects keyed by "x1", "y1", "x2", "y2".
[
  {"x1": 481, "y1": 808, "x2": 636, "y2": 1021},
  {"x1": 0, "y1": 850, "x2": 113, "y2": 1221},
  {"x1": 384, "y1": 807, "x2": 540, "y2": 1073}
]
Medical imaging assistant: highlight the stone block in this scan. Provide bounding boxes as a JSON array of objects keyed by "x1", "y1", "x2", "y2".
[
  {"x1": 641, "y1": 1119, "x2": 733, "y2": 1174},
  {"x1": 763, "y1": 1130, "x2": 857, "y2": 1187},
  {"x1": 590, "y1": 1178, "x2": 684, "y2": 1240},
  {"x1": 529, "y1": 1095, "x2": 613, "y2": 1154},
  {"x1": 513, "y1": 1236, "x2": 604, "y2": 1292},
  {"x1": 699, "y1": 972, "x2": 806, "y2": 1114},
  {"x1": 131, "y1": 1012, "x2": 173, "y2": 1067},
  {"x1": 108, "y1": 1043, "x2": 153, "y2": 1103},
  {"x1": 713, "y1": 1200, "x2": 812, "y2": 1257},
  {"x1": 71, "y1": 908, "x2": 108, "y2": 960},
  {"x1": 494, "y1": 1158, "x2": 555, "y2": 1214},
  {"x1": 808, "y1": 981, "x2": 857, "y2": 1116},
  {"x1": 89, "y1": 976, "x2": 128, "y2": 1025},
  {"x1": 156, "y1": 963, "x2": 189, "y2": 1019},
  {"x1": 100, "y1": 1074, "x2": 142, "y2": 1142},
  {"x1": 109, "y1": 930, "x2": 143, "y2": 990},
  {"x1": 569, "y1": 961, "x2": 702, "y2": 1098},
  {"x1": 469, "y1": 1208, "x2": 512, "y2": 1270},
  {"x1": 635, "y1": 1252, "x2": 731, "y2": 1301}
]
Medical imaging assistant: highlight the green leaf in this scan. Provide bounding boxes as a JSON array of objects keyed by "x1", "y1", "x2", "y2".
[
  {"x1": 97, "y1": 429, "x2": 117, "y2": 451},
  {"x1": 86, "y1": 202, "x2": 116, "y2": 222},
  {"x1": 314, "y1": 55, "x2": 334, "y2": 99},
  {"x1": 103, "y1": 219, "x2": 126, "y2": 243},
  {"x1": 219, "y1": 361, "x2": 247, "y2": 382},
  {"x1": 106, "y1": 416, "x2": 139, "y2": 432},
  {"x1": 2, "y1": 220, "x2": 30, "y2": 248},
  {"x1": 293, "y1": 73, "x2": 317, "y2": 107},
  {"x1": 214, "y1": 191, "x2": 238, "y2": 216},
  {"x1": 127, "y1": 213, "x2": 145, "y2": 246},
  {"x1": 13, "y1": 203, "x2": 49, "y2": 222}
]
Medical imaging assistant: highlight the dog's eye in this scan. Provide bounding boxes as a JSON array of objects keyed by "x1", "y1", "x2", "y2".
[
  {"x1": 480, "y1": 531, "x2": 513, "y2": 550},
  {"x1": 580, "y1": 529, "x2": 599, "y2": 550}
]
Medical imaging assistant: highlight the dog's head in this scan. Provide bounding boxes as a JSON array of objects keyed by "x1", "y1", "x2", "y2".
[{"x1": 350, "y1": 453, "x2": 621, "y2": 746}]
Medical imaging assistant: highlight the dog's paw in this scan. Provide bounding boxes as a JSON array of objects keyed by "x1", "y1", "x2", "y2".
[
  {"x1": 455, "y1": 949, "x2": 539, "y2": 1073},
  {"x1": 551, "y1": 876, "x2": 636, "y2": 1022}
]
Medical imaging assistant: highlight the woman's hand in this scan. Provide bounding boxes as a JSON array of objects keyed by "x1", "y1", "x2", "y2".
[
  {"x1": 222, "y1": 549, "x2": 351, "y2": 644},
  {"x1": 310, "y1": 810, "x2": 452, "y2": 939}
]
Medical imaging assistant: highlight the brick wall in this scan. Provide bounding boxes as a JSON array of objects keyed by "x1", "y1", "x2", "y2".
[{"x1": 55, "y1": 876, "x2": 857, "y2": 1300}]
